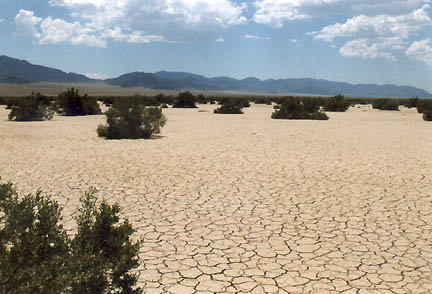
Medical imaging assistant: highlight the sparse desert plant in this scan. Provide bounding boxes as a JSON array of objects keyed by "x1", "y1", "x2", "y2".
[
  {"x1": 173, "y1": 91, "x2": 197, "y2": 108},
  {"x1": 8, "y1": 92, "x2": 54, "y2": 121},
  {"x1": 272, "y1": 97, "x2": 329, "y2": 120},
  {"x1": 417, "y1": 100, "x2": 432, "y2": 114},
  {"x1": 196, "y1": 94, "x2": 208, "y2": 104},
  {"x1": 405, "y1": 97, "x2": 419, "y2": 108},
  {"x1": 57, "y1": 87, "x2": 101, "y2": 116},
  {"x1": 423, "y1": 110, "x2": 432, "y2": 121},
  {"x1": 0, "y1": 183, "x2": 143, "y2": 294},
  {"x1": 97, "y1": 98, "x2": 167, "y2": 139},
  {"x1": 323, "y1": 94, "x2": 350, "y2": 112},
  {"x1": 214, "y1": 98, "x2": 244, "y2": 114},
  {"x1": 372, "y1": 99, "x2": 399, "y2": 111}
]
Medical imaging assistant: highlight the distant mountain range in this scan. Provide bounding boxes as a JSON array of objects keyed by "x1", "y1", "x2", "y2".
[{"x1": 1, "y1": 55, "x2": 430, "y2": 98}]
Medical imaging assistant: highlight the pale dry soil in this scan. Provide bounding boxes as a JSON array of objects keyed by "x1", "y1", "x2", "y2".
[{"x1": 0, "y1": 104, "x2": 431, "y2": 293}]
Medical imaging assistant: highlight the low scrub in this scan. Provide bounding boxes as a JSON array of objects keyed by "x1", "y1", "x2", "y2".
[
  {"x1": 8, "y1": 92, "x2": 54, "y2": 121},
  {"x1": 417, "y1": 100, "x2": 432, "y2": 114},
  {"x1": 272, "y1": 97, "x2": 329, "y2": 120},
  {"x1": 323, "y1": 94, "x2": 350, "y2": 112},
  {"x1": 57, "y1": 87, "x2": 101, "y2": 116},
  {"x1": 173, "y1": 91, "x2": 197, "y2": 108},
  {"x1": 214, "y1": 98, "x2": 246, "y2": 114},
  {"x1": 97, "y1": 98, "x2": 167, "y2": 139},
  {"x1": 0, "y1": 182, "x2": 143, "y2": 294},
  {"x1": 372, "y1": 99, "x2": 399, "y2": 111},
  {"x1": 418, "y1": 100, "x2": 432, "y2": 121}
]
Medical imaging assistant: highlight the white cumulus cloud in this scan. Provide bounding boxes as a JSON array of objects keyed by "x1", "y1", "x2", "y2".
[
  {"x1": 49, "y1": 0, "x2": 247, "y2": 43},
  {"x1": 253, "y1": 0, "x2": 429, "y2": 27},
  {"x1": 15, "y1": 9, "x2": 42, "y2": 37},
  {"x1": 243, "y1": 34, "x2": 270, "y2": 40},
  {"x1": 406, "y1": 39, "x2": 432, "y2": 65}
]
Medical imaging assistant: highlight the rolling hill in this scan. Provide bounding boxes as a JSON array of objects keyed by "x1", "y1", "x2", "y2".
[{"x1": 0, "y1": 55, "x2": 430, "y2": 98}]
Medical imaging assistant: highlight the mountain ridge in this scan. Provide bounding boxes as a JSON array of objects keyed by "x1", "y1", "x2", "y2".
[{"x1": 0, "y1": 55, "x2": 430, "y2": 98}]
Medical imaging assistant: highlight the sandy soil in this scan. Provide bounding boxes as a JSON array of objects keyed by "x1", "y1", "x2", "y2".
[{"x1": 0, "y1": 104, "x2": 431, "y2": 293}]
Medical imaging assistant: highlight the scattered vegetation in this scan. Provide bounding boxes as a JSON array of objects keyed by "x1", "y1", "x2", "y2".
[
  {"x1": 272, "y1": 97, "x2": 329, "y2": 120},
  {"x1": 214, "y1": 98, "x2": 245, "y2": 114},
  {"x1": 172, "y1": 91, "x2": 197, "y2": 108},
  {"x1": 8, "y1": 92, "x2": 54, "y2": 121},
  {"x1": 323, "y1": 94, "x2": 350, "y2": 112},
  {"x1": 417, "y1": 100, "x2": 432, "y2": 121},
  {"x1": 0, "y1": 182, "x2": 143, "y2": 294},
  {"x1": 56, "y1": 88, "x2": 101, "y2": 116},
  {"x1": 97, "y1": 98, "x2": 167, "y2": 139},
  {"x1": 372, "y1": 99, "x2": 399, "y2": 111}
]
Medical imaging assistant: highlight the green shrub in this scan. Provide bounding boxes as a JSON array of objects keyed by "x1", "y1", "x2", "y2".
[
  {"x1": 372, "y1": 99, "x2": 399, "y2": 111},
  {"x1": 8, "y1": 93, "x2": 54, "y2": 121},
  {"x1": 173, "y1": 91, "x2": 197, "y2": 108},
  {"x1": 214, "y1": 98, "x2": 244, "y2": 114},
  {"x1": 0, "y1": 183, "x2": 143, "y2": 294},
  {"x1": 323, "y1": 94, "x2": 350, "y2": 112},
  {"x1": 97, "y1": 98, "x2": 167, "y2": 139},
  {"x1": 417, "y1": 100, "x2": 432, "y2": 114},
  {"x1": 405, "y1": 97, "x2": 419, "y2": 108},
  {"x1": 272, "y1": 97, "x2": 329, "y2": 120},
  {"x1": 57, "y1": 88, "x2": 101, "y2": 116},
  {"x1": 423, "y1": 110, "x2": 432, "y2": 121}
]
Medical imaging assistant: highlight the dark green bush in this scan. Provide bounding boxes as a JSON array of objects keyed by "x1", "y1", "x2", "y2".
[
  {"x1": 272, "y1": 97, "x2": 329, "y2": 120},
  {"x1": 8, "y1": 93, "x2": 54, "y2": 121},
  {"x1": 417, "y1": 100, "x2": 432, "y2": 114},
  {"x1": 173, "y1": 91, "x2": 197, "y2": 108},
  {"x1": 423, "y1": 111, "x2": 432, "y2": 121},
  {"x1": 196, "y1": 94, "x2": 208, "y2": 104},
  {"x1": 372, "y1": 99, "x2": 399, "y2": 111},
  {"x1": 214, "y1": 98, "x2": 244, "y2": 114},
  {"x1": 405, "y1": 97, "x2": 419, "y2": 108},
  {"x1": 57, "y1": 88, "x2": 101, "y2": 116},
  {"x1": 0, "y1": 183, "x2": 143, "y2": 294},
  {"x1": 97, "y1": 98, "x2": 167, "y2": 139},
  {"x1": 323, "y1": 94, "x2": 350, "y2": 112}
]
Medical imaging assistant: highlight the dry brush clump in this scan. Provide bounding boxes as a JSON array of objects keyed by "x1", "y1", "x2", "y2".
[
  {"x1": 56, "y1": 88, "x2": 101, "y2": 116},
  {"x1": 417, "y1": 100, "x2": 432, "y2": 121},
  {"x1": 323, "y1": 94, "x2": 350, "y2": 112},
  {"x1": 97, "y1": 98, "x2": 167, "y2": 139},
  {"x1": 172, "y1": 91, "x2": 197, "y2": 108},
  {"x1": 8, "y1": 92, "x2": 54, "y2": 121},
  {"x1": 272, "y1": 97, "x2": 329, "y2": 120},
  {"x1": 214, "y1": 98, "x2": 247, "y2": 114},
  {"x1": 372, "y1": 99, "x2": 399, "y2": 111}
]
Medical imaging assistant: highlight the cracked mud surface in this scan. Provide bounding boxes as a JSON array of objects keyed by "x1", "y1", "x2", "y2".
[{"x1": 1, "y1": 104, "x2": 431, "y2": 293}]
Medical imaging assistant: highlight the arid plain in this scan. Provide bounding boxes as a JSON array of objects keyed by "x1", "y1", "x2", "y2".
[{"x1": 0, "y1": 103, "x2": 431, "y2": 293}]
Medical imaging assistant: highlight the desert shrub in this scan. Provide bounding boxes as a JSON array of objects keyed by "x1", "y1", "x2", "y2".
[
  {"x1": 323, "y1": 94, "x2": 350, "y2": 112},
  {"x1": 214, "y1": 98, "x2": 244, "y2": 114},
  {"x1": 57, "y1": 88, "x2": 101, "y2": 116},
  {"x1": 417, "y1": 100, "x2": 432, "y2": 113},
  {"x1": 0, "y1": 183, "x2": 71, "y2": 293},
  {"x1": 173, "y1": 91, "x2": 197, "y2": 108},
  {"x1": 272, "y1": 97, "x2": 329, "y2": 120},
  {"x1": 0, "y1": 183, "x2": 143, "y2": 294},
  {"x1": 70, "y1": 189, "x2": 142, "y2": 294},
  {"x1": 302, "y1": 97, "x2": 321, "y2": 113},
  {"x1": 423, "y1": 111, "x2": 432, "y2": 121},
  {"x1": 253, "y1": 97, "x2": 271, "y2": 104},
  {"x1": 97, "y1": 98, "x2": 167, "y2": 139},
  {"x1": 8, "y1": 93, "x2": 54, "y2": 121},
  {"x1": 372, "y1": 99, "x2": 399, "y2": 111},
  {"x1": 196, "y1": 94, "x2": 208, "y2": 104}
]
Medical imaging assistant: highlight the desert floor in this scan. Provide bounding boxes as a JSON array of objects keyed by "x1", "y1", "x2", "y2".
[{"x1": 0, "y1": 104, "x2": 431, "y2": 293}]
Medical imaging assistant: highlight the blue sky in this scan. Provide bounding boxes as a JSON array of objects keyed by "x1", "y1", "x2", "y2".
[{"x1": 0, "y1": 0, "x2": 432, "y2": 92}]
